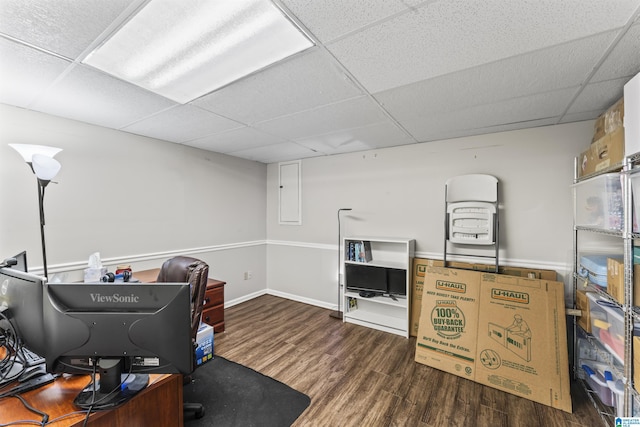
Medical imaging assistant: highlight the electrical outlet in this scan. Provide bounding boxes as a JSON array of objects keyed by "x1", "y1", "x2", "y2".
[{"x1": 244, "y1": 271, "x2": 252, "y2": 280}]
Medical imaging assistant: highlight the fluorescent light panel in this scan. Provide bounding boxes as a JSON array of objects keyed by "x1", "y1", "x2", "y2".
[{"x1": 82, "y1": 0, "x2": 314, "y2": 103}]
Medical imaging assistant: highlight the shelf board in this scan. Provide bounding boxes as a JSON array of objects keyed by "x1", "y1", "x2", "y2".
[
  {"x1": 344, "y1": 310, "x2": 407, "y2": 336},
  {"x1": 344, "y1": 259, "x2": 407, "y2": 270},
  {"x1": 344, "y1": 291, "x2": 407, "y2": 308}
]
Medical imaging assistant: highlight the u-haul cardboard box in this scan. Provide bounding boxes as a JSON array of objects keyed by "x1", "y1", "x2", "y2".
[
  {"x1": 474, "y1": 273, "x2": 571, "y2": 413},
  {"x1": 415, "y1": 267, "x2": 480, "y2": 380},
  {"x1": 410, "y1": 258, "x2": 558, "y2": 337},
  {"x1": 415, "y1": 268, "x2": 572, "y2": 413}
]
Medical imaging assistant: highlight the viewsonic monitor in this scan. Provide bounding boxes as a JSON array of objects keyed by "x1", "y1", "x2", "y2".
[{"x1": 43, "y1": 282, "x2": 193, "y2": 409}]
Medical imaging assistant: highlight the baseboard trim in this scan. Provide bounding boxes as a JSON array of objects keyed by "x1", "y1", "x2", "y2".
[
  {"x1": 225, "y1": 289, "x2": 269, "y2": 308},
  {"x1": 266, "y1": 289, "x2": 335, "y2": 311}
]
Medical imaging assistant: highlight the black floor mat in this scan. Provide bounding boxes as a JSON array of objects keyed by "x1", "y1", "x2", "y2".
[{"x1": 183, "y1": 356, "x2": 311, "y2": 427}]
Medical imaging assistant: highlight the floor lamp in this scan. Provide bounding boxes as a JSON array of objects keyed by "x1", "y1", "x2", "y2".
[
  {"x1": 9, "y1": 144, "x2": 63, "y2": 279},
  {"x1": 330, "y1": 208, "x2": 352, "y2": 319}
]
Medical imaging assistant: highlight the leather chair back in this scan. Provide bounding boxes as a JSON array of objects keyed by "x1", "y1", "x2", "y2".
[{"x1": 157, "y1": 256, "x2": 209, "y2": 342}]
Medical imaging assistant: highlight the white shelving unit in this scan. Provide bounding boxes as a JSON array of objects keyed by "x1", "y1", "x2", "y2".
[
  {"x1": 572, "y1": 73, "x2": 640, "y2": 425},
  {"x1": 342, "y1": 237, "x2": 415, "y2": 337}
]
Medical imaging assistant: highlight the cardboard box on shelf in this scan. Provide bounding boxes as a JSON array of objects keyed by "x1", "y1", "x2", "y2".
[
  {"x1": 592, "y1": 96, "x2": 624, "y2": 143},
  {"x1": 607, "y1": 258, "x2": 640, "y2": 306},
  {"x1": 578, "y1": 127, "x2": 625, "y2": 178},
  {"x1": 634, "y1": 336, "x2": 640, "y2": 393},
  {"x1": 415, "y1": 267, "x2": 571, "y2": 413},
  {"x1": 410, "y1": 258, "x2": 557, "y2": 337},
  {"x1": 575, "y1": 290, "x2": 592, "y2": 334}
]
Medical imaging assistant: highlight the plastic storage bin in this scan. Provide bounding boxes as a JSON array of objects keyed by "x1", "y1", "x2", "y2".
[
  {"x1": 581, "y1": 363, "x2": 615, "y2": 406},
  {"x1": 579, "y1": 254, "x2": 621, "y2": 288},
  {"x1": 573, "y1": 173, "x2": 623, "y2": 230},
  {"x1": 587, "y1": 292, "x2": 640, "y2": 363}
]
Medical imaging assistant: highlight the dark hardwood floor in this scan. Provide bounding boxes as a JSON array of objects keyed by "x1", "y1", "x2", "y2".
[{"x1": 214, "y1": 294, "x2": 606, "y2": 427}]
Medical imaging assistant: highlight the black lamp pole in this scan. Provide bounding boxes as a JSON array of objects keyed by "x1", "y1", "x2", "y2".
[
  {"x1": 36, "y1": 179, "x2": 51, "y2": 279},
  {"x1": 330, "y1": 208, "x2": 352, "y2": 319}
]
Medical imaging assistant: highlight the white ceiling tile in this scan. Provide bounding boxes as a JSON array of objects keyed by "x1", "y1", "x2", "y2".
[
  {"x1": 428, "y1": 117, "x2": 558, "y2": 142},
  {"x1": 280, "y1": 0, "x2": 410, "y2": 43},
  {"x1": 0, "y1": 0, "x2": 638, "y2": 164},
  {"x1": 122, "y1": 105, "x2": 242, "y2": 143},
  {"x1": 192, "y1": 48, "x2": 363, "y2": 124},
  {"x1": 0, "y1": 0, "x2": 139, "y2": 59},
  {"x1": 328, "y1": 0, "x2": 640, "y2": 93},
  {"x1": 295, "y1": 122, "x2": 415, "y2": 155},
  {"x1": 591, "y1": 23, "x2": 640, "y2": 82},
  {"x1": 376, "y1": 31, "x2": 616, "y2": 123},
  {"x1": 32, "y1": 64, "x2": 177, "y2": 129},
  {"x1": 402, "y1": 88, "x2": 576, "y2": 141},
  {"x1": 184, "y1": 127, "x2": 288, "y2": 153},
  {"x1": 567, "y1": 77, "x2": 630, "y2": 114},
  {"x1": 228, "y1": 142, "x2": 320, "y2": 163},
  {"x1": 254, "y1": 96, "x2": 389, "y2": 140},
  {"x1": 0, "y1": 37, "x2": 71, "y2": 108}
]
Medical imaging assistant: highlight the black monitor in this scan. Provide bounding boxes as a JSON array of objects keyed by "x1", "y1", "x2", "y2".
[
  {"x1": 0, "y1": 267, "x2": 47, "y2": 383},
  {"x1": 345, "y1": 263, "x2": 387, "y2": 296},
  {"x1": 0, "y1": 267, "x2": 47, "y2": 356},
  {"x1": 42, "y1": 282, "x2": 193, "y2": 408}
]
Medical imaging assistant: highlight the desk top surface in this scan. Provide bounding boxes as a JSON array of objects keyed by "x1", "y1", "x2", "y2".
[{"x1": 0, "y1": 373, "x2": 172, "y2": 426}]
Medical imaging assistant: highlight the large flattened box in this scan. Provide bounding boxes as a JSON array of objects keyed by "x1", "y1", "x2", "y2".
[
  {"x1": 415, "y1": 267, "x2": 480, "y2": 380},
  {"x1": 475, "y1": 273, "x2": 571, "y2": 413},
  {"x1": 415, "y1": 267, "x2": 571, "y2": 413}
]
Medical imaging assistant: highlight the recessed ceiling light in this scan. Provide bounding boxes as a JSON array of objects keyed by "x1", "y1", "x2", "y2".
[{"x1": 82, "y1": 0, "x2": 314, "y2": 103}]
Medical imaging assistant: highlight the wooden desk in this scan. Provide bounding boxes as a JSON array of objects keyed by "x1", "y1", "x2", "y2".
[
  {"x1": 0, "y1": 373, "x2": 183, "y2": 426},
  {"x1": 134, "y1": 268, "x2": 226, "y2": 333}
]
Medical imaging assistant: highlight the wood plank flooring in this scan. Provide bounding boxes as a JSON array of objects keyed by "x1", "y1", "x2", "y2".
[{"x1": 213, "y1": 294, "x2": 606, "y2": 427}]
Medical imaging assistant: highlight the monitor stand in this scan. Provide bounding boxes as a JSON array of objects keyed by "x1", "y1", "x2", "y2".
[
  {"x1": 0, "y1": 361, "x2": 24, "y2": 386},
  {"x1": 74, "y1": 358, "x2": 149, "y2": 410},
  {"x1": 358, "y1": 290, "x2": 378, "y2": 298}
]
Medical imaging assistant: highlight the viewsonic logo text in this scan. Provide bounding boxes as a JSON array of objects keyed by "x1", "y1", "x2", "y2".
[{"x1": 90, "y1": 293, "x2": 140, "y2": 303}]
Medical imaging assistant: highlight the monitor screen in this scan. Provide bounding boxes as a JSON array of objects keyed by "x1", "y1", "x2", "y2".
[
  {"x1": 42, "y1": 282, "x2": 193, "y2": 408},
  {"x1": 345, "y1": 263, "x2": 387, "y2": 295},
  {"x1": 387, "y1": 268, "x2": 407, "y2": 296},
  {"x1": 0, "y1": 267, "x2": 47, "y2": 356}
]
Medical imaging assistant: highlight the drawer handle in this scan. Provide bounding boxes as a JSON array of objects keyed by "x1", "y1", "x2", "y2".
[
  {"x1": 205, "y1": 316, "x2": 210, "y2": 322},
  {"x1": 204, "y1": 297, "x2": 210, "y2": 304}
]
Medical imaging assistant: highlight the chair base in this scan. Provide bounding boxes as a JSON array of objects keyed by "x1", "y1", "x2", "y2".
[{"x1": 184, "y1": 402, "x2": 205, "y2": 418}]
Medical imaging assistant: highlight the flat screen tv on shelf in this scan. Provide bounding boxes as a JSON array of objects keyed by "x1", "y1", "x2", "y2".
[{"x1": 345, "y1": 263, "x2": 387, "y2": 297}]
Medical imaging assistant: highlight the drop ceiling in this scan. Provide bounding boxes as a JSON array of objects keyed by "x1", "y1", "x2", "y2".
[{"x1": 1, "y1": 0, "x2": 639, "y2": 164}]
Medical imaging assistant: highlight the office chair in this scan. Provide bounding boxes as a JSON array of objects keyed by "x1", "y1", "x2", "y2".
[{"x1": 156, "y1": 256, "x2": 209, "y2": 419}]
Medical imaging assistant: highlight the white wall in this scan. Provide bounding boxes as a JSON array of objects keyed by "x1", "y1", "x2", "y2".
[
  {"x1": 266, "y1": 121, "x2": 595, "y2": 309},
  {"x1": 0, "y1": 103, "x2": 596, "y2": 310},
  {"x1": 0, "y1": 104, "x2": 267, "y2": 304}
]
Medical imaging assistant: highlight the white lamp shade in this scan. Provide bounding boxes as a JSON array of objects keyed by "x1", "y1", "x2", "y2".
[
  {"x1": 9, "y1": 144, "x2": 63, "y2": 163},
  {"x1": 32, "y1": 154, "x2": 61, "y2": 181}
]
